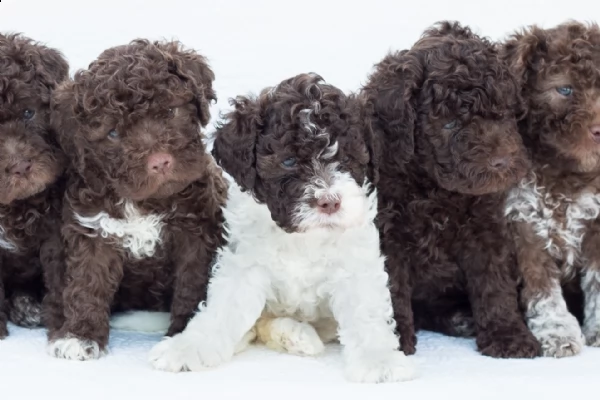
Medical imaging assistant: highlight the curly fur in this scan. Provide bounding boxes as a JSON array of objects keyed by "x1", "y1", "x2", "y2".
[
  {"x1": 0, "y1": 33, "x2": 68, "y2": 338},
  {"x1": 362, "y1": 21, "x2": 540, "y2": 358},
  {"x1": 503, "y1": 21, "x2": 600, "y2": 357},
  {"x1": 148, "y1": 73, "x2": 415, "y2": 383},
  {"x1": 45, "y1": 39, "x2": 227, "y2": 359}
]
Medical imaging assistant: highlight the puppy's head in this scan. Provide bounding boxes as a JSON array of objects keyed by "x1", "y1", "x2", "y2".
[
  {"x1": 503, "y1": 21, "x2": 600, "y2": 173},
  {"x1": 212, "y1": 73, "x2": 377, "y2": 233},
  {"x1": 51, "y1": 39, "x2": 216, "y2": 200},
  {"x1": 364, "y1": 21, "x2": 529, "y2": 195},
  {"x1": 0, "y1": 34, "x2": 68, "y2": 205}
]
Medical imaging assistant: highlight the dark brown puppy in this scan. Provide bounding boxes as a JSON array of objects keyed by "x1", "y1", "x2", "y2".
[
  {"x1": 47, "y1": 39, "x2": 227, "y2": 360},
  {"x1": 363, "y1": 21, "x2": 540, "y2": 358},
  {"x1": 0, "y1": 33, "x2": 68, "y2": 338},
  {"x1": 503, "y1": 21, "x2": 600, "y2": 358}
]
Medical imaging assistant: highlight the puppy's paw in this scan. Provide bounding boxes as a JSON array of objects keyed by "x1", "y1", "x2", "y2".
[
  {"x1": 583, "y1": 324, "x2": 600, "y2": 348},
  {"x1": 263, "y1": 318, "x2": 324, "y2": 356},
  {"x1": 478, "y1": 328, "x2": 541, "y2": 359},
  {"x1": 344, "y1": 350, "x2": 416, "y2": 383},
  {"x1": 530, "y1": 315, "x2": 584, "y2": 357},
  {"x1": 149, "y1": 332, "x2": 232, "y2": 372},
  {"x1": 0, "y1": 321, "x2": 8, "y2": 339},
  {"x1": 47, "y1": 336, "x2": 104, "y2": 361}
]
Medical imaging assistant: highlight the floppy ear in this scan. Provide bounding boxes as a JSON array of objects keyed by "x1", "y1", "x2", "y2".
[
  {"x1": 501, "y1": 26, "x2": 546, "y2": 88},
  {"x1": 362, "y1": 50, "x2": 422, "y2": 166},
  {"x1": 50, "y1": 81, "x2": 104, "y2": 194},
  {"x1": 36, "y1": 45, "x2": 69, "y2": 88},
  {"x1": 161, "y1": 41, "x2": 217, "y2": 127},
  {"x1": 211, "y1": 96, "x2": 262, "y2": 192}
]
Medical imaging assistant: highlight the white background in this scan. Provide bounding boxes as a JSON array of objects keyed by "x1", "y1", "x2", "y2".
[
  {"x1": 2, "y1": 2, "x2": 600, "y2": 399},
  {"x1": 1, "y1": 0, "x2": 597, "y2": 132}
]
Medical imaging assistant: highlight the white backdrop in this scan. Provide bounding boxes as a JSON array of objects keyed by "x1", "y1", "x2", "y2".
[{"x1": 1, "y1": 0, "x2": 597, "y2": 132}]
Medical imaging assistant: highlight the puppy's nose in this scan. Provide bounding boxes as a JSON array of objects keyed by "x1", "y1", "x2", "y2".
[
  {"x1": 489, "y1": 156, "x2": 509, "y2": 169},
  {"x1": 590, "y1": 125, "x2": 600, "y2": 143},
  {"x1": 317, "y1": 197, "x2": 341, "y2": 215},
  {"x1": 147, "y1": 153, "x2": 174, "y2": 175},
  {"x1": 10, "y1": 160, "x2": 32, "y2": 176}
]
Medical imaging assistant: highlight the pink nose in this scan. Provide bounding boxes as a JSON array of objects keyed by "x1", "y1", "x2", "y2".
[
  {"x1": 10, "y1": 160, "x2": 32, "y2": 176},
  {"x1": 489, "y1": 156, "x2": 509, "y2": 169},
  {"x1": 590, "y1": 125, "x2": 600, "y2": 143},
  {"x1": 147, "y1": 153, "x2": 174, "y2": 174},
  {"x1": 317, "y1": 197, "x2": 341, "y2": 215}
]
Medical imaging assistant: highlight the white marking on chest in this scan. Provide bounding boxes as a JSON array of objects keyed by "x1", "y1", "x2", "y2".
[
  {"x1": 506, "y1": 175, "x2": 600, "y2": 270},
  {"x1": 75, "y1": 201, "x2": 165, "y2": 259},
  {"x1": 0, "y1": 223, "x2": 18, "y2": 252}
]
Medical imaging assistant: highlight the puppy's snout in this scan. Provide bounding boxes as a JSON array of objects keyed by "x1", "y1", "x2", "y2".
[
  {"x1": 9, "y1": 160, "x2": 32, "y2": 176},
  {"x1": 589, "y1": 125, "x2": 600, "y2": 143},
  {"x1": 147, "y1": 152, "x2": 174, "y2": 175},
  {"x1": 317, "y1": 197, "x2": 341, "y2": 215},
  {"x1": 488, "y1": 156, "x2": 509, "y2": 170}
]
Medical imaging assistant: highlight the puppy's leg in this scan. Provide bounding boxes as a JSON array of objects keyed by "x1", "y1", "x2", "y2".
[
  {"x1": 254, "y1": 316, "x2": 325, "y2": 356},
  {"x1": 516, "y1": 222, "x2": 583, "y2": 357},
  {"x1": 149, "y1": 257, "x2": 270, "y2": 372},
  {"x1": 581, "y1": 225, "x2": 600, "y2": 347},
  {"x1": 40, "y1": 234, "x2": 67, "y2": 337},
  {"x1": 0, "y1": 268, "x2": 8, "y2": 339},
  {"x1": 331, "y1": 250, "x2": 416, "y2": 383},
  {"x1": 47, "y1": 227, "x2": 123, "y2": 361}
]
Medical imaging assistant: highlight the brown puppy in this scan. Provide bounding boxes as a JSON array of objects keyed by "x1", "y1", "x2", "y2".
[
  {"x1": 47, "y1": 39, "x2": 227, "y2": 360},
  {"x1": 0, "y1": 33, "x2": 68, "y2": 338},
  {"x1": 363, "y1": 21, "x2": 540, "y2": 358},
  {"x1": 504, "y1": 21, "x2": 600, "y2": 357}
]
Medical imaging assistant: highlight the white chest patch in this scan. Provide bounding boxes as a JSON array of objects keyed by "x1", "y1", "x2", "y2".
[
  {"x1": 75, "y1": 201, "x2": 165, "y2": 259},
  {"x1": 0, "y1": 223, "x2": 18, "y2": 252},
  {"x1": 506, "y1": 175, "x2": 600, "y2": 270}
]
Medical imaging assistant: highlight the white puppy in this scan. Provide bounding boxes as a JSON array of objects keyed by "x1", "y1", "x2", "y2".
[{"x1": 148, "y1": 73, "x2": 415, "y2": 383}]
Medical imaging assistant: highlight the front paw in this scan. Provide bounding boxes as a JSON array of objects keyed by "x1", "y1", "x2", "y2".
[
  {"x1": 344, "y1": 350, "x2": 416, "y2": 383},
  {"x1": 260, "y1": 318, "x2": 324, "y2": 356},
  {"x1": 47, "y1": 336, "x2": 105, "y2": 361},
  {"x1": 477, "y1": 328, "x2": 540, "y2": 359},
  {"x1": 149, "y1": 332, "x2": 233, "y2": 372},
  {"x1": 399, "y1": 330, "x2": 417, "y2": 355},
  {"x1": 583, "y1": 323, "x2": 600, "y2": 347},
  {"x1": 0, "y1": 321, "x2": 8, "y2": 339},
  {"x1": 530, "y1": 315, "x2": 584, "y2": 357}
]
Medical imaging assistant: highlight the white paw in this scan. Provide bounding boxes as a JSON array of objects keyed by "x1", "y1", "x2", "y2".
[
  {"x1": 149, "y1": 332, "x2": 233, "y2": 372},
  {"x1": 583, "y1": 323, "x2": 600, "y2": 347},
  {"x1": 47, "y1": 337, "x2": 104, "y2": 361},
  {"x1": 344, "y1": 350, "x2": 416, "y2": 383},
  {"x1": 267, "y1": 318, "x2": 324, "y2": 356},
  {"x1": 530, "y1": 314, "x2": 584, "y2": 358}
]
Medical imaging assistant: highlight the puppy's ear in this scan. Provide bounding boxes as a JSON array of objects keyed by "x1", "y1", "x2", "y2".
[
  {"x1": 362, "y1": 50, "x2": 421, "y2": 166},
  {"x1": 501, "y1": 26, "x2": 546, "y2": 88},
  {"x1": 50, "y1": 81, "x2": 104, "y2": 193},
  {"x1": 161, "y1": 41, "x2": 217, "y2": 127},
  {"x1": 212, "y1": 96, "x2": 262, "y2": 191},
  {"x1": 36, "y1": 46, "x2": 70, "y2": 88}
]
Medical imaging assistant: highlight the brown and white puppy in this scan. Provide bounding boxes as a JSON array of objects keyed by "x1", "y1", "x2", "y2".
[
  {"x1": 363, "y1": 21, "x2": 540, "y2": 358},
  {"x1": 47, "y1": 39, "x2": 227, "y2": 360},
  {"x1": 504, "y1": 21, "x2": 600, "y2": 357},
  {"x1": 0, "y1": 33, "x2": 68, "y2": 338}
]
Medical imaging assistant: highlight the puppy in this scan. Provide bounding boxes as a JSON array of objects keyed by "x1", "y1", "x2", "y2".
[
  {"x1": 0, "y1": 33, "x2": 68, "y2": 338},
  {"x1": 503, "y1": 21, "x2": 600, "y2": 357},
  {"x1": 149, "y1": 73, "x2": 415, "y2": 383},
  {"x1": 47, "y1": 39, "x2": 227, "y2": 360},
  {"x1": 363, "y1": 21, "x2": 540, "y2": 358}
]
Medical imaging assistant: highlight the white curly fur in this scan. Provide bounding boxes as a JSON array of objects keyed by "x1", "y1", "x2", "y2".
[
  {"x1": 0, "y1": 222, "x2": 17, "y2": 252},
  {"x1": 74, "y1": 201, "x2": 165, "y2": 259},
  {"x1": 149, "y1": 176, "x2": 415, "y2": 383},
  {"x1": 47, "y1": 337, "x2": 104, "y2": 361}
]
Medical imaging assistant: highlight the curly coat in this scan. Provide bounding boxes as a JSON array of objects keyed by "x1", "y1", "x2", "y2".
[
  {"x1": 503, "y1": 21, "x2": 600, "y2": 357},
  {"x1": 0, "y1": 33, "x2": 68, "y2": 338},
  {"x1": 47, "y1": 39, "x2": 227, "y2": 359},
  {"x1": 363, "y1": 21, "x2": 540, "y2": 358}
]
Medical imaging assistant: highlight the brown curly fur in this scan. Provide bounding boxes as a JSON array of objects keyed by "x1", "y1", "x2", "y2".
[
  {"x1": 503, "y1": 21, "x2": 600, "y2": 355},
  {"x1": 0, "y1": 33, "x2": 68, "y2": 338},
  {"x1": 47, "y1": 39, "x2": 227, "y2": 354},
  {"x1": 363, "y1": 21, "x2": 540, "y2": 358},
  {"x1": 212, "y1": 72, "x2": 378, "y2": 232}
]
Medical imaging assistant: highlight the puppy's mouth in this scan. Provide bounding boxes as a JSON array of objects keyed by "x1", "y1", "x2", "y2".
[{"x1": 0, "y1": 156, "x2": 63, "y2": 204}]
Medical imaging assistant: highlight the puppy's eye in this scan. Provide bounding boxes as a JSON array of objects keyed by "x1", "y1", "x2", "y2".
[
  {"x1": 281, "y1": 157, "x2": 297, "y2": 168},
  {"x1": 168, "y1": 108, "x2": 175, "y2": 117},
  {"x1": 443, "y1": 120, "x2": 458, "y2": 130},
  {"x1": 556, "y1": 86, "x2": 573, "y2": 96},
  {"x1": 107, "y1": 129, "x2": 120, "y2": 139},
  {"x1": 23, "y1": 109, "x2": 35, "y2": 120}
]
